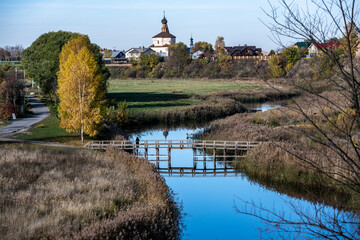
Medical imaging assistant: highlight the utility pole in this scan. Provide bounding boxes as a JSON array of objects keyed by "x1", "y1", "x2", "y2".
[{"x1": 15, "y1": 67, "x2": 17, "y2": 80}]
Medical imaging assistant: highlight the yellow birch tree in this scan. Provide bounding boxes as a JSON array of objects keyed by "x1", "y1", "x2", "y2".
[{"x1": 57, "y1": 35, "x2": 106, "y2": 141}]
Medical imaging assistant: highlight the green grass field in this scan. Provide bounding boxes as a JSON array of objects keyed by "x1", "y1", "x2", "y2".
[
  {"x1": 10, "y1": 79, "x2": 263, "y2": 142},
  {"x1": 107, "y1": 79, "x2": 261, "y2": 111}
]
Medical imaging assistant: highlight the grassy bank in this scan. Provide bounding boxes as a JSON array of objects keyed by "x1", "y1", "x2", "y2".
[
  {"x1": 0, "y1": 144, "x2": 181, "y2": 239},
  {"x1": 234, "y1": 144, "x2": 357, "y2": 209},
  {"x1": 11, "y1": 114, "x2": 83, "y2": 145}
]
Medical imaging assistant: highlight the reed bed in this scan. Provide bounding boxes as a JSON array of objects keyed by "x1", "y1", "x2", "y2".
[{"x1": 0, "y1": 144, "x2": 181, "y2": 239}]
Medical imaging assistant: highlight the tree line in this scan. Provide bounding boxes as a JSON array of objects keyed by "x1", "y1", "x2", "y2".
[{"x1": 0, "y1": 45, "x2": 23, "y2": 61}]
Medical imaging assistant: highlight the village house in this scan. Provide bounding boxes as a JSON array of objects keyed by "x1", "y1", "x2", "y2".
[
  {"x1": 293, "y1": 41, "x2": 312, "y2": 50},
  {"x1": 308, "y1": 42, "x2": 341, "y2": 57},
  {"x1": 111, "y1": 50, "x2": 126, "y2": 63},
  {"x1": 293, "y1": 42, "x2": 312, "y2": 57},
  {"x1": 125, "y1": 47, "x2": 154, "y2": 60},
  {"x1": 224, "y1": 45, "x2": 262, "y2": 57}
]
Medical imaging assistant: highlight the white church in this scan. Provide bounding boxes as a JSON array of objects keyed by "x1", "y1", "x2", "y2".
[
  {"x1": 149, "y1": 13, "x2": 176, "y2": 57},
  {"x1": 125, "y1": 13, "x2": 177, "y2": 60}
]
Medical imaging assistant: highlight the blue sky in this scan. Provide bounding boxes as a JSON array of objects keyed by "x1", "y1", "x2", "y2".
[{"x1": 0, "y1": 0, "x2": 298, "y2": 51}]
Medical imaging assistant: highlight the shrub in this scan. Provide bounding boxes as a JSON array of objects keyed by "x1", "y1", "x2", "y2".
[
  {"x1": 108, "y1": 66, "x2": 129, "y2": 79},
  {"x1": 269, "y1": 55, "x2": 286, "y2": 77},
  {"x1": 253, "y1": 112, "x2": 264, "y2": 124},
  {"x1": 126, "y1": 69, "x2": 137, "y2": 78},
  {"x1": 0, "y1": 63, "x2": 11, "y2": 71},
  {"x1": 335, "y1": 108, "x2": 357, "y2": 132},
  {"x1": 0, "y1": 104, "x2": 17, "y2": 121}
]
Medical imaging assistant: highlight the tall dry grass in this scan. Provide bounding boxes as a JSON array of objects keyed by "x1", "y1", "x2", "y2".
[{"x1": 0, "y1": 144, "x2": 181, "y2": 239}]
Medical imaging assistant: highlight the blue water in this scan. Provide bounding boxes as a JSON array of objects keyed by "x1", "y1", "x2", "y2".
[
  {"x1": 130, "y1": 104, "x2": 356, "y2": 239},
  {"x1": 130, "y1": 128, "x2": 341, "y2": 239}
]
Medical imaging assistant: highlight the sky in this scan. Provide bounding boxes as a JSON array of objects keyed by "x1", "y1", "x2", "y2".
[{"x1": 0, "y1": 0, "x2": 301, "y2": 51}]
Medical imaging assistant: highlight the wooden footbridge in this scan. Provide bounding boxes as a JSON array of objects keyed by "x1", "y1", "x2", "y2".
[
  {"x1": 84, "y1": 140, "x2": 260, "y2": 176},
  {"x1": 84, "y1": 139, "x2": 260, "y2": 156}
]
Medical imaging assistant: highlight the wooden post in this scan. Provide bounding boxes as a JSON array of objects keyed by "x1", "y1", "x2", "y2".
[
  {"x1": 213, "y1": 148, "x2": 216, "y2": 169},
  {"x1": 193, "y1": 148, "x2": 197, "y2": 169},
  {"x1": 168, "y1": 147, "x2": 171, "y2": 170},
  {"x1": 156, "y1": 147, "x2": 160, "y2": 169},
  {"x1": 235, "y1": 141, "x2": 238, "y2": 157},
  {"x1": 203, "y1": 147, "x2": 206, "y2": 170},
  {"x1": 224, "y1": 147, "x2": 227, "y2": 169}
]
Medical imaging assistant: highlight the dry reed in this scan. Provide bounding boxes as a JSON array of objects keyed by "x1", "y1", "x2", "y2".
[{"x1": 0, "y1": 144, "x2": 181, "y2": 239}]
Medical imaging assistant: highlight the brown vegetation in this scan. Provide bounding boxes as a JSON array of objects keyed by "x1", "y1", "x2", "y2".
[
  {"x1": 200, "y1": 91, "x2": 360, "y2": 208},
  {"x1": 0, "y1": 144, "x2": 181, "y2": 239},
  {"x1": 201, "y1": 79, "x2": 299, "y2": 103},
  {"x1": 128, "y1": 97, "x2": 246, "y2": 128}
]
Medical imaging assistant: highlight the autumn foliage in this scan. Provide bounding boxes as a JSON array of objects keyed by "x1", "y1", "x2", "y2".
[{"x1": 57, "y1": 35, "x2": 107, "y2": 141}]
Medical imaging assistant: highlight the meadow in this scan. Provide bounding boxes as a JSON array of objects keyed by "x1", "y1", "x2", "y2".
[{"x1": 107, "y1": 79, "x2": 264, "y2": 111}]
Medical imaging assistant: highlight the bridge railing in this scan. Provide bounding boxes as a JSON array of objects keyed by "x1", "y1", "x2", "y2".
[{"x1": 83, "y1": 139, "x2": 261, "y2": 150}]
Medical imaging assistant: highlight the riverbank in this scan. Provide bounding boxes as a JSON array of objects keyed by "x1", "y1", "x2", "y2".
[
  {"x1": 106, "y1": 78, "x2": 299, "y2": 131},
  {"x1": 199, "y1": 91, "x2": 360, "y2": 210},
  {"x1": 0, "y1": 144, "x2": 181, "y2": 239}
]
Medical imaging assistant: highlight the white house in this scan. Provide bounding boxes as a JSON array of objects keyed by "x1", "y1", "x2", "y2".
[
  {"x1": 125, "y1": 47, "x2": 154, "y2": 60},
  {"x1": 308, "y1": 42, "x2": 341, "y2": 57},
  {"x1": 150, "y1": 14, "x2": 176, "y2": 57}
]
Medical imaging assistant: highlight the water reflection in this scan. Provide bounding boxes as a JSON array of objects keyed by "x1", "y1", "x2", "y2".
[
  {"x1": 244, "y1": 102, "x2": 283, "y2": 112},
  {"x1": 129, "y1": 109, "x2": 356, "y2": 239}
]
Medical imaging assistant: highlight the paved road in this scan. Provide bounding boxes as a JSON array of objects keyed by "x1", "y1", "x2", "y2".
[{"x1": 0, "y1": 97, "x2": 50, "y2": 136}]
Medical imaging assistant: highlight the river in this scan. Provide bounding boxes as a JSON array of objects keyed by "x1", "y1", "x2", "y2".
[{"x1": 129, "y1": 103, "x2": 355, "y2": 239}]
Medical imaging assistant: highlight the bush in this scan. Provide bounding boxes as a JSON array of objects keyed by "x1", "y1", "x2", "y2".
[
  {"x1": 108, "y1": 66, "x2": 129, "y2": 79},
  {"x1": 0, "y1": 104, "x2": 17, "y2": 121},
  {"x1": 0, "y1": 63, "x2": 11, "y2": 72},
  {"x1": 126, "y1": 69, "x2": 137, "y2": 78}
]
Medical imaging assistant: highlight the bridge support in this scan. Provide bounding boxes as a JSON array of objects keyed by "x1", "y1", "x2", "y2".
[
  {"x1": 213, "y1": 148, "x2": 216, "y2": 169},
  {"x1": 193, "y1": 148, "x2": 197, "y2": 169},
  {"x1": 167, "y1": 147, "x2": 171, "y2": 170},
  {"x1": 156, "y1": 147, "x2": 160, "y2": 169},
  {"x1": 224, "y1": 148, "x2": 227, "y2": 169},
  {"x1": 203, "y1": 147, "x2": 206, "y2": 170},
  {"x1": 144, "y1": 147, "x2": 148, "y2": 160}
]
